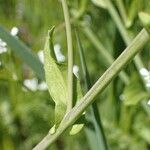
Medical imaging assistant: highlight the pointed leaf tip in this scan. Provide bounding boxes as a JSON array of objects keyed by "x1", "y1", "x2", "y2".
[{"x1": 48, "y1": 26, "x2": 55, "y2": 37}]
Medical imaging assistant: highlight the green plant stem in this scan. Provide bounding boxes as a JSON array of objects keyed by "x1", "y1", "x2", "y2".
[
  {"x1": 104, "y1": 0, "x2": 150, "y2": 116},
  {"x1": 83, "y1": 26, "x2": 129, "y2": 84},
  {"x1": 115, "y1": 0, "x2": 131, "y2": 27},
  {"x1": 104, "y1": 0, "x2": 129, "y2": 44},
  {"x1": 61, "y1": 0, "x2": 73, "y2": 111},
  {"x1": 55, "y1": 1, "x2": 87, "y2": 34},
  {"x1": 75, "y1": 29, "x2": 108, "y2": 150},
  {"x1": 104, "y1": 0, "x2": 144, "y2": 71},
  {"x1": 103, "y1": 0, "x2": 150, "y2": 127},
  {"x1": 33, "y1": 28, "x2": 149, "y2": 150},
  {"x1": 74, "y1": 0, "x2": 88, "y2": 19}
]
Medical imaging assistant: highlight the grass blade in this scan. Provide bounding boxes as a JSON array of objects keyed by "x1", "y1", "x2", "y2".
[
  {"x1": 75, "y1": 29, "x2": 108, "y2": 150},
  {"x1": 0, "y1": 25, "x2": 44, "y2": 80}
]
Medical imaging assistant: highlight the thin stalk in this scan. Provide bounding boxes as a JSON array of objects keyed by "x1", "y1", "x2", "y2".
[
  {"x1": 83, "y1": 26, "x2": 129, "y2": 84},
  {"x1": 83, "y1": 27, "x2": 113, "y2": 65},
  {"x1": 55, "y1": 1, "x2": 87, "y2": 33},
  {"x1": 74, "y1": 0, "x2": 88, "y2": 19},
  {"x1": 116, "y1": 0, "x2": 131, "y2": 28},
  {"x1": 33, "y1": 28, "x2": 149, "y2": 150},
  {"x1": 104, "y1": 0, "x2": 150, "y2": 115},
  {"x1": 104, "y1": 0, "x2": 129, "y2": 44},
  {"x1": 75, "y1": 29, "x2": 108, "y2": 150},
  {"x1": 104, "y1": 0, "x2": 145, "y2": 71},
  {"x1": 61, "y1": 0, "x2": 73, "y2": 111}
]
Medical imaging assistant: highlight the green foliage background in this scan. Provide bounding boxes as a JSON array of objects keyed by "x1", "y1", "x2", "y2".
[{"x1": 0, "y1": 0, "x2": 150, "y2": 150}]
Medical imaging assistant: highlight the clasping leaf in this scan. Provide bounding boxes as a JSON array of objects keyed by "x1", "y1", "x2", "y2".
[
  {"x1": 44, "y1": 27, "x2": 67, "y2": 128},
  {"x1": 44, "y1": 27, "x2": 84, "y2": 135}
]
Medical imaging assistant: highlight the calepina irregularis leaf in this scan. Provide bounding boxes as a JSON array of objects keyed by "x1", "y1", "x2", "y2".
[{"x1": 44, "y1": 27, "x2": 84, "y2": 135}]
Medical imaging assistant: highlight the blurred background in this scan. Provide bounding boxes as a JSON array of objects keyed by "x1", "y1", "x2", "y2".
[{"x1": 0, "y1": 0, "x2": 150, "y2": 149}]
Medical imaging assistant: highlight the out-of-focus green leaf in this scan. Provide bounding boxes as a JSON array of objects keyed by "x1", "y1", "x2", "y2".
[
  {"x1": 2, "y1": 135, "x2": 14, "y2": 150},
  {"x1": 91, "y1": 0, "x2": 106, "y2": 9},
  {"x1": 75, "y1": 30, "x2": 108, "y2": 150},
  {"x1": 128, "y1": 0, "x2": 143, "y2": 27},
  {"x1": 44, "y1": 27, "x2": 84, "y2": 134},
  {"x1": 0, "y1": 26, "x2": 44, "y2": 80},
  {"x1": 122, "y1": 74, "x2": 149, "y2": 106},
  {"x1": 134, "y1": 114, "x2": 150, "y2": 144},
  {"x1": 138, "y1": 12, "x2": 150, "y2": 32},
  {"x1": 138, "y1": 127, "x2": 150, "y2": 144}
]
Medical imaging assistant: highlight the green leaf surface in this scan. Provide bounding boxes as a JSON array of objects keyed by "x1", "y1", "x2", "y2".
[
  {"x1": 123, "y1": 74, "x2": 149, "y2": 106},
  {"x1": 44, "y1": 27, "x2": 67, "y2": 127},
  {"x1": 44, "y1": 27, "x2": 84, "y2": 134},
  {"x1": 138, "y1": 127, "x2": 150, "y2": 144},
  {"x1": 91, "y1": 0, "x2": 106, "y2": 9},
  {"x1": 138, "y1": 12, "x2": 150, "y2": 32},
  {"x1": 128, "y1": 0, "x2": 143, "y2": 26},
  {"x1": 0, "y1": 25, "x2": 44, "y2": 80},
  {"x1": 76, "y1": 30, "x2": 108, "y2": 150}
]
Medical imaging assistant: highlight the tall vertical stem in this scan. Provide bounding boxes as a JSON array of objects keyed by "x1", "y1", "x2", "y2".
[{"x1": 61, "y1": 0, "x2": 73, "y2": 111}]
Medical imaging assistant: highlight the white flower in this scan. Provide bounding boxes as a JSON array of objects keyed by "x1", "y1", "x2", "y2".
[
  {"x1": 0, "y1": 47, "x2": 7, "y2": 54},
  {"x1": 139, "y1": 68, "x2": 150, "y2": 89},
  {"x1": 146, "y1": 82, "x2": 150, "y2": 88},
  {"x1": 0, "y1": 38, "x2": 7, "y2": 54},
  {"x1": 38, "y1": 82, "x2": 48, "y2": 91},
  {"x1": 38, "y1": 44, "x2": 66, "y2": 64},
  {"x1": 0, "y1": 27, "x2": 19, "y2": 54},
  {"x1": 119, "y1": 94, "x2": 125, "y2": 101},
  {"x1": 139, "y1": 68, "x2": 149, "y2": 77},
  {"x1": 147, "y1": 100, "x2": 150, "y2": 106},
  {"x1": 54, "y1": 44, "x2": 61, "y2": 51},
  {"x1": 73, "y1": 65, "x2": 79, "y2": 78},
  {"x1": 54, "y1": 44, "x2": 66, "y2": 62},
  {"x1": 23, "y1": 78, "x2": 38, "y2": 91},
  {"x1": 37, "y1": 50, "x2": 44, "y2": 64},
  {"x1": 144, "y1": 75, "x2": 150, "y2": 81},
  {"x1": 23, "y1": 78, "x2": 48, "y2": 91},
  {"x1": 11, "y1": 27, "x2": 19, "y2": 36},
  {"x1": 0, "y1": 39, "x2": 7, "y2": 47}
]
